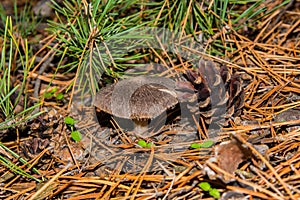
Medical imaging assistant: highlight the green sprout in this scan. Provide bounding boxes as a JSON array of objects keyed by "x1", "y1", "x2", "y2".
[
  {"x1": 146, "y1": 142, "x2": 155, "y2": 148},
  {"x1": 44, "y1": 92, "x2": 53, "y2": 98},
  {"x1": 209, "y1": 188, "x2": 221, "y2": 199},
  {"x1": 64, "y1": 116, "x2": 76, "y2": 126},
  {"x1": 55, "y1": 93, "x2": 64, "y2": 100},
  {"x1": 199, "y1": 182, "x2": 211, "y2": 191},
  {"x1": 137, "y1": 139, "x2": 155, "y2": 148},
  {"x1": 43, "y1": 87, "x2": 64, "y2": 101},
  {"x1": 199, "y1": 182, "x2": 221, "y2": 199},
  {"x1": 71, "y1": 130, "x2": 82, "y2": 142},
  {"x1": 190, "y1": 140, "x2": 214, "y2": 149},
  {"x1": 64, "y1": 116, "x2": 81, "y2": 142},
  {"x1": 137, "y1": 139, "x2": 147, "y2": 147},
  {"x1": 44, "y1": 87, "x2": 57, "y2": 98}
]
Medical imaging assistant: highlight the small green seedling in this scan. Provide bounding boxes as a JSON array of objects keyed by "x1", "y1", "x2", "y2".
[
  {"x1": 190, "y1": 143, "x2": 201, "y2": 149},
  {"x1": 55, "y1": 93, "x2": 64, "y2": 100},
  {"x1": 43, "y1": 87, "x2": 64, "y2": 101},
  {"x1": 199, "y1": 182, "x2": 211, "y2": 191},
  {"x1": 64, "y1": 116, "x2": 76, "y2": 126},
  {"x1": 146, "y1": 142, "x2": 155, "y2": 148},
  {"x1": 51, "y1": 87, "x2": 58, "y2": 93},
  {"x1": 137, "y1": 140, "x2": 155, "y2": 148},
  {"x1": 199, "y1": 182, "x2": 220, "y2": 199},
  {"x1": 71, "y1": 130, "x2": 82, "y2": 142},
  {"x1": 44, "y1": 92, "x2": 53, "y2": 98},
  {"x1": 137, "y1": 139, "x2": 147, "y2": 147},
  {"x1": 190, "y1": 140, "x2": 214, "y2": 149},
  {"x1": 64, "y1": 116, "x2": 81, "y2": 142},
  {"x1": 44, "y1": 87, "x2": 57, "y2": 98},
  {"x1": 209, "y1": 188, "x2": 221, "y2": 199}
]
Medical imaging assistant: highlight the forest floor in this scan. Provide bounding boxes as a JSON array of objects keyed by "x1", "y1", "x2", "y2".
[{"x1": 0, "y1": 0, "x2": 300, "y2": 199}]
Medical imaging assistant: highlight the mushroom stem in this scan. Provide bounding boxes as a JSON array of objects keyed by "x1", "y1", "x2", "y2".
[{"x1": 133, "y1": 119, "x2": 149, "y2": 135}]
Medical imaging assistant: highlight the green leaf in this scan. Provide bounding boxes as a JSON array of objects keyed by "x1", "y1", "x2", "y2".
[
  {"x1": 199, "y1": 182, "x2": 211, "y2": 191},
  {"x1": 146, "y1": 142, "x2": 155, "y2": 148},
  {"x1": 51, "y1": 87, "x2": 58, "y2": 93},
  {"x1": 200, "y1": 140, "x2": 214, "y2": 148},
  {"x1": 55, "y1": 93, "x2": 64, "y2": 100},
  {"x1": 209, "y1": 188, "x2": 221, "y2": 199},
  {"x1": 190, "y1": 143, "x2": 202, "y2": 149},
  {"x1": 44, "y1": 92, "x2": 53, "y2": 98},
  {"x1": 137, "y1": 139, "x2": 147, "y2": 147},
  {"x1": 71, "y1": 130, "x2": 82, "y2": 142},
  {"x1": 64, "y1": 116, "x2": 76, "y2": 126},
  {"x1": 190, "y1": 140, "x2": 214, "y2": 149}
]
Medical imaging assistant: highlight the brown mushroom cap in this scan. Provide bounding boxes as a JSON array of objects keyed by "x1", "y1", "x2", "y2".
[{"x1": 94, "y1": 78, "x2": 178, "y2": 120}]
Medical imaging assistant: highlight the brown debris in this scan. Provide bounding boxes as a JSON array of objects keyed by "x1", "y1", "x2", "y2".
[{"x1": 215, "y1": 138, "x2": 251, "y2": 176}]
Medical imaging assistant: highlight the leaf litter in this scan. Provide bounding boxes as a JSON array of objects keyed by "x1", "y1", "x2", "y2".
[{"x1": 1, "y1": 0, "x2": 300, "y2": 199}]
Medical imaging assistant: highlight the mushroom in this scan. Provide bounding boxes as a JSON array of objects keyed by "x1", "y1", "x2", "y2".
[{"x1": 93, "y1": 76, "x2": 178, "y2": 135}]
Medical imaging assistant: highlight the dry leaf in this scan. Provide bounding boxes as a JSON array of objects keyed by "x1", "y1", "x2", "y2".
[{"x1": 215, "y1": 138, "x2": 250, "y2": 175}]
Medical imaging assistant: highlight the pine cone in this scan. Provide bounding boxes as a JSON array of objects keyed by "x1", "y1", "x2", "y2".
[{"x1": 177, "y1": 60, "x2": 244, "y2": 127}]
